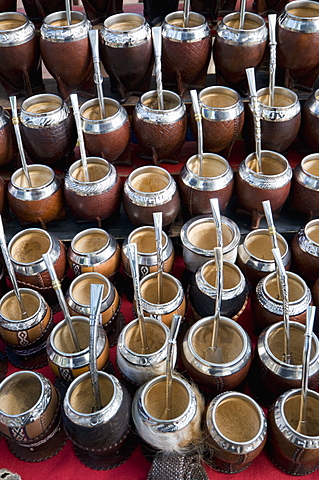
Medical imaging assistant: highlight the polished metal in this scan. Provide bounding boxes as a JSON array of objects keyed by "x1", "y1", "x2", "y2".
[{"x1": 40, "y1": 11, "x2": 91, "y2": 43}]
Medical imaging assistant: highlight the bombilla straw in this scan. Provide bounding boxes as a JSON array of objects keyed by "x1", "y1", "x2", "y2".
[
  {"x1": 296, "y1": 305, "x2": 316, "y2": 435},
  {"x1": 153, "y1": 212, "x2": 163, "y2": 304},
  {"x1": 205, "y1": 246, "x2": 223, "y2": 363},
  {"x1": 65, "y1": 0, "x2": 72, "y2": 26},
  {"x1": 239, "y1": 0, "x2": 246, "y2": 30},
  {"x1": 163, "y1": 314, "x2": 182, "y2": 419},
  {"x1": 190, "y1": 89, "x2": 203, "y2": 177},
  {"x1": 210, "y1": 197, "x2": 223, "y2": 251},
  {"x1": 70, "y1": 93, "x2": 90, "y2": 183},
  {"x1": 272, "y1": 247, "x2": 291, "y2": 364},
  {"x1": 9, "y1": 96, "x2": 32, "y2": 188},
  {"x1": 152, "y1": 26, "x2": 164, "y2": 111},
  {"x1": 246, "y1": 67, "x2": 263, "y2": 174},
  {"x1": 42, "y1": 252, "x2": 81, "y2": 352},
  {"x1": 89, "y1": 283, "x2": 104, "y2": 412},
  {"x1": 268, "y1": 14, "x2": 277, "y2": 107},
  {"x1": 0, "y1": 216, "x2": 28, "y2": 319},
  {"x1": 126, "y1": 242, "x2": 149, "y2": 354},
  {"x1": 183, "y1": 0, "x2": 190, "y2": 27},
  {"x1": 262, "y1": 199, "x2": 281, "y2": 298},
  {"x1": 89, "y1": 29, "x2": 106, "y2": 120}
]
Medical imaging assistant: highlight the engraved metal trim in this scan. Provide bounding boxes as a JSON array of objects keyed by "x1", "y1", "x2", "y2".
[
  {"x1": 0, "y1": 13, "x2": 35, "y2": 46},
  {"x1": 8, "y1": 165, "x2": 61, "y2": 201},
  {"x1": 298, "y1": 220, "x2": 319, "y2": 256},
  {"x1": 100, "y1": 13, "x2": 151, "y2": 48},
  {"x1": 195, "y1": 260, "x2": 246, "y2": 300},
  {"x1": 64, "y1": 157, "x2": 118, "y2": 197},
  {"x1": 273, "y1": 389, "x2": 319, "y2": 448},
  {"x1": 124, "y1": 165, "x2": 177, "y2": 207},
  {"x1": 68, "y1": 228, "x2": 117, "y2": 268},
  {"x1": 9, "y1": 229, "x2": 61, "y2": 276},
  {"x1": 256, "y1": 87, "x2": 300, "y2": 122},
  {"x1": 133, "y1": 375, "x2": 197, "y2": 433},
  {"x1": 162, "y1": 11, "x2": 210, "y2": 43},
  {"x1": 182, "y1": 316, "x2": 252, "y2": 377},
  {"x1": 66, "y1": 272, "x2": 115, "y2": 314},
  {"x1": 180, "y1": 214, "x2": 240, "y2": 271},
  {"x1": 80, "y1": 97, "x2": 128, "y2": 134},
  {"x1": 294, "y1": 154, "x2": 319, "y2": 191},
  {"x1": 135, "y1": 90, "x2": 186, "y2": 125},
  {"x1": 0, "y1": 288, "x2": 47, "y2": 331},
  {"x1": 258, "y1": 321, "x2": 319, "y2": 380},
  {"x1": 216, "y1": 12, "x2": 268, "y2": 45},
  {"x1": 278, "y1": 0, "x2": 319, "y2": 33},
  {"x1": 0, "y1": 371, "x2": 52, "y2": 429},
  {"x1": 47, "y1": 316, "x2": 107, "y2": 370},
  {"x1": 122, "y1": 226, "x2": 173, "y2": 268},
  {"x1": 63, "y1": 371, "x2": 123, "y2": 426},
  {"x1": 238, "y1": 150, "x2": 292, "y2": 189},
  {"x1": 117, "y1": 318, "x2": 169, "y2": 367},
  {"x1": 256, "y1": 271, "x2": 311, "y2": 316},
  {"x1": 180, "y1": 153, "x2": 233, "y2": 191},
  {"x1": 20, "y1": 94, "x2": 69, "y2": 129},
  {"x1": 40, "y1": 11, "x2": 91, "y2": 43},
  {"x1": 207, "y1": 391, "x2": 267, "y2": 453},
  {"x1": 199, "y1": 86, "x2": 244, "y2": 121},
  {"x1": 140, "y1": 272, "x2": 184, "y2": 316},
  {"x1": 238, "y1": 229, "x2": 290, "y2": 272}
]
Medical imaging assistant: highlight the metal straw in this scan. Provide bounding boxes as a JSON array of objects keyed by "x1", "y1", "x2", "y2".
[
  {"x1": 211, "y1": 198, "x2": 223, "y2": 251},
  {"x1": 126, "y1": 242, "x2": 149, "y2": 354},
  {"x1": 183, "y1": 0, "x2": 190, "y2": 27},
  {"x1": 296, "y1": 306, "x2": 316, "y2": 435},
  {"x1": 163, "y1": 314, "x2": 182, "y2": 419},
  {"x1": 70, "y1": 93, "x2": 90, "y2": 182},
  {"x1": 262, "y1": 199, "x2": 281, "y2": 298},
  {"x1": 9, "y1": 96, "x2": 32, "y2": 188},
  {"x1": 42, "y1": 252, "x2": 81, "y2": 352},
  {"x1": 246, "y1": 67, "x2": 263, "y2": 174},
  {"x1": 89, "y1": 283, "x2": 104, "y2": 412},
  {"x1": 0, "y1": 215, "x2": 28, "y2": 319},
  {"x1": 272, "y1": 247, "x2": 291, "y2": 364},
  {"x1": 239, "y1": 0, "x2": 246, "y2": 30},
  {"x1": 206, "y1": 246, "x2": 223, "y2": 363},
  {"x1": 152, "y1": 26, "x2": 164, "y2": 111},
  {"x1": 153, "y1": 212, "x2": 163, "y2": 304},
  {"x1": 65, "y1": 0, "x2": 72, "y2": 26},
  {"x1": 190, "y1": 89, "x2": 203, "y2": 177},
  {"x1": 268, "y1": 14, "x2": 277, "y2": 107},
  {"x1": 89, "y1": 29, "x2": 106, "y2": 120}
]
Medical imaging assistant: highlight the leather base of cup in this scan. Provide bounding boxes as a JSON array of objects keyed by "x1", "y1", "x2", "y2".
[
  {"x1": 267, "y1": 441, "x2": 319, "y2": 476},
  {"x1": 204, "y1": 453, "x2": 253, "y2": 474},
  {"x1": 6, "y1": 402, "x2": 67, "y2": 462},
  {"x1": 73, "y1": 428, "x2": 137, "y2": 470},
  {"x1": 6, "y1": 320, "x2": 54, "y2": 369}
]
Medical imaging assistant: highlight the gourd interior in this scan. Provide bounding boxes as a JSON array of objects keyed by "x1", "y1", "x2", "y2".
[{"x1": 214, "y1": 396, "x2": 260, "y2": 442}]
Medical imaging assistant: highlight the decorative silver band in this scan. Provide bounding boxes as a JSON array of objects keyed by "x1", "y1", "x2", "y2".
[
  {"x1": 0, "y1": 13, "x2": 35, "y2": 46},
  {"x1": 217, "y1": 12, "x2": 267, "y2": 45},
  {"x1": 100, "y1": 13, "x2": 151, "y2": 48},
  {"x1": 162, "y1": 12, "x2": 210, "y2": 43},
  {"x1": 20, "y1": 95, "x2": 69, "y2": 128},
  {"x1": 41, "y1": 12, "x2": 91, "y2": 43},
  {"x1": 64, "y1": 372, "x2": 123, "y2": 426}
]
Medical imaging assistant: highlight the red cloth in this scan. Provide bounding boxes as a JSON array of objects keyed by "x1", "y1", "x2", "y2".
[{"x1": 1, "y1": 255, "x2": 318, "y2": 480}]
